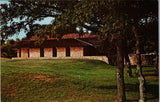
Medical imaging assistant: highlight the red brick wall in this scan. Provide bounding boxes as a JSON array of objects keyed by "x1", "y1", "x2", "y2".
[
  {"x1": 30, "y1": 48, "x2": 40, "y2": 58},
  {"x1": 44, "y1": 48, "x2": 52, "y2": 57},
  {"x1": 57, "y1": 47, "x2": 66, "y2": 57},
  {"x1": 70, "y1": 47, "x2": 83, "y2": 57}
]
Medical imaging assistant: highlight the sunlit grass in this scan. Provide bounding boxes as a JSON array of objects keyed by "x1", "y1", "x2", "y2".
[{"x1": 1, "y1": 59, "x2": 159, "y2": 102}]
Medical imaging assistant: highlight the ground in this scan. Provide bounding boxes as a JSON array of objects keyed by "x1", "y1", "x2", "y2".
[{"x1": 1, "y1": 59, "x2": 159, "y2": 102}]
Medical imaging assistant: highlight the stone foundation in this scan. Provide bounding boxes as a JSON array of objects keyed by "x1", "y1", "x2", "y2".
[{"x1": 12, "y1": 56, "x2": 109, "y2": 64}]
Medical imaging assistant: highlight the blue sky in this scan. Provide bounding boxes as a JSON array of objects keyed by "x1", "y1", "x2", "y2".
[
  {"x1": 1, "y1": 0, "x2": 91, "y2": 41},
  {"x1": 7, "y1": 17, "x2": 53, "y2": 40},
  {"x1": 0, "y1": 0, "x2": 53, "y2": 40}
]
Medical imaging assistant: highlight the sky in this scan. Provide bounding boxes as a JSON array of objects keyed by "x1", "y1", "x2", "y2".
[
  {"x1": 0, "y1": 0, "x2": 92, "y2": 41},
  {"x1": 7, "y1": 17, "x2": 53, "y2": 40},
  {"x1": 0, "y1": 0, "x2": 53, "y2": 41}
]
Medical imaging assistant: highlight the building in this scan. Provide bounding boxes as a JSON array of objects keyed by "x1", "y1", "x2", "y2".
[
  {"x1": 12, "y1": 33, "x2": 155, "y2": 65},
  {"x1": 12, "y1": 33, "x2": 109, "y2": 63}
]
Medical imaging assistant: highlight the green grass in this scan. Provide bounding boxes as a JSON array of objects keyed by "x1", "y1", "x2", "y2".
[{"x1": 1, "y1": 59, "x2": 159, "y2": 102}]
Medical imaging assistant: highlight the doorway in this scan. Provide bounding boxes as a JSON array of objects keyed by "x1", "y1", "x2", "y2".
[
  {"x1": 53, "y1": 47, "x2": 57, "y2": 57},
  {"x1": 66, "y1": 47, "x2": 70, "y2": 57}
]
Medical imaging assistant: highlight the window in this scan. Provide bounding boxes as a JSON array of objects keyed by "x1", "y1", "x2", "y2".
[
  {"x1": 52, "y1": 47, "x2": 57, "y2": 57},
  {"x1": 66, "y1": 47, "x2": 70, "y2": 57},
  {"x1": 19, "y1": 48, "x2": 21, "y2": 57},
  {"x1": 40, "y1": 48, "x2": 44, "y2": 57},
  {"x1": 28, "y1": 48, "x2": 30, "y2": 57}
]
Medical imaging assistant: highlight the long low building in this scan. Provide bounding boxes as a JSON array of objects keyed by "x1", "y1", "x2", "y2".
[
  {"x1": 12, "y1": 33, "x2": 109, "y2": 64},
  {"x1": 12, "y1": 33, "x2": 154, "y2": 65}
]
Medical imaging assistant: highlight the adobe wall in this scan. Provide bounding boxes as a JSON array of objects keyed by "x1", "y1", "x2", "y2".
[
  {"x1": 44, "y1": 48, "x2": 52, "y2": 57},
  {"x1": 21, "y1": 48, "x2": 28, "y2": 58},
  {"x1": 30, "y1": 48, "x2": 40, "y2": 58},
  {"x1": 70, "y1": 47, "x2": 83, "y2": 57},
  {"x1": 81, "y1": 56, "x2": 109, "y2": 64},
  {"x1": 17, "y1": 49, "x2": 19, "y2": 58},
  {"x1": 129, "y1": 54, "x2": 155, "y2": 65},
  {"x1": 57, "y1": 47, "x2": 66, "y2": 57}
]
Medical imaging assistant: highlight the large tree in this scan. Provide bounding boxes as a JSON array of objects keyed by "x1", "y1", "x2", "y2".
[
  {"x1": 0, "y1": 1, "x2": 127, "y2": 101},
  {"x1": 0, "y1": 0, "x2": 79, "y2": 39},
  {"x1": 0, "y1": 0, "x2": 158, "y2": 101},
  {"x1": 71, "y1": 1, "x2": 158, "y2": 101},
  {"x1": 71, "y1": 1, "x2": 128, "y2": 101},
  {"x1": 125, "y1": 1, "x2": 158, "y2": 101}
]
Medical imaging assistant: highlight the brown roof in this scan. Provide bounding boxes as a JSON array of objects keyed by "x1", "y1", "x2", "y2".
[
  {"x1": 62, "y1": 33, "x2": 79, "y2": 39},
  {"x1": 15, "y1": 33, "x2": 101, "y2": 48},
  {"x1": 15, "y1": 39, "x2": 92, "y2": 48},
  {"x1": 62, "y1": 33, "x2": 99, "y2": 39},
  {"x1": 78, "y1": 38, "x2": 102, "y2": 47},
  {"x1": 30, "y1": 33, "x2": 99, "y2": 40}
]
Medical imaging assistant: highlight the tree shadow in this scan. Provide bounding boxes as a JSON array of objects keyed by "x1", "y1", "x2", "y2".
[
  {"x1": 143, "y1": 69, "x2": 159, "y2": 76},
  {"x1": 125, "y1": 83, "x2": 159, "y2": 100},
  {"x1": 94, "y1": 83, "x2": 158, "y2": 101},
  {"x1": 127, "y1": 99, "x2": 138, "y2": 102},
  {"x1": 94, "y1": 85, "x2": 117, "y2": 90},
  {"x1": 144, "y1": 73, "x2": 159, "y2": 76},
  {"x1": 146, "y1": 84, "x2": 159, "y2": 99},
  {"x1": 143, "y1": 69, "x2": 156, "y2": 72},
  {"x1": 125, "y1": 84, "x2": 139, "y2": 92},
  {"x1": 95, "y1": 84, "x2": 139, "y2": 92}
]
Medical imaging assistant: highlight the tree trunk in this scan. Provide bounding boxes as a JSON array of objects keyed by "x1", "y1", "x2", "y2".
[
  {"x1": 132, "y1": 25, "x2": 146, "y2": 102},
  {"x1": 124, "y1": 41, "x2": 132, "y2": 78},
  {"x1": 155, "y1": 52, "x2": 159, "y2": 73},
  {"x1": 124, "y1": 54, "x2": 132, "y2": 78},
  {"x1": 116, "y1": 40, "x2": 126, "y2": 102}
]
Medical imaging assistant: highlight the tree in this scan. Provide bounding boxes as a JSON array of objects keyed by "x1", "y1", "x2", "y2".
[
  {"x1": 1, "y1": 40, "x2": 17, "y2": 58},
  {"x1": 71, "y1": 1, "x2": 128, "y2": 101},
  {"x1": 123, "y1": 24, "x2": 133, "y2": 78},
  {"x1": 1, "y1": 0, "x2": 158, "y2": 101},
  {"x1": 124, "y1": 40, "x2": 132, "y2": 78},
  {"x1": 0, "y1": 0, "x2": 79, "y2": 40},
  {"x1": 71, "y1": 1, "x2": 158, "y2": 101},
  {"x1": 139, "y1": 17, "x2": 158, "y2": 73},
  {"x1": 125, "y1": 1, "x2": 158, "y2": 101},
  {"x1": 1, "y1": 1, "x2": 128, "y2": 101}
]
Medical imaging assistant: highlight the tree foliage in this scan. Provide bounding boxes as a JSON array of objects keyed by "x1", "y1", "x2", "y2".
[
  {"x1": 1, "y1": 0, "x2": 157, "y2": 44},
  {"x1": 0, "y1": 0, "x2": 158, "y2": 101},
  {"x1": 1, "y1": 40, "x2": 17, "y2": 58},
  {"x1": 0, "y1": 0, "x2": 79, "y2": 39}
]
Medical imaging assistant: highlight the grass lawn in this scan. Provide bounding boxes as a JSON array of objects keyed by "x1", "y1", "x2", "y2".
[{"x1": 1, "y1": 59, "x2": 159, "y2": 102}]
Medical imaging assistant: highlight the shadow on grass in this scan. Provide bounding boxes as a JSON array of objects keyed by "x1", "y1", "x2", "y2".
[
  {"x1": 125, "y1": 84, "x2": 139, "y2": 92},
  {"x1": 127, "y1": 99, "x2": 138, "y2": 102},
  {"x1": 146, "y1": 84, "x2": 159, "y2": 99},
  {"x1": 126, "y1": 84, "x2": 159, "y2": 101},
  {"x1": 95, "y1": 83, "x2": 159, "y2": 101},
  {"x1": 144, "y1": 73, "x2": 159, "y2": 76},
  {"x1": 143, "y1": 69, "x2": 159, "y2": 76},
  {"x1": 143, "y1": 69, "x2": 156, "y2": 72},
  {"x1": 95, "y1": 85, "x2": 117, "y2": 90}
]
